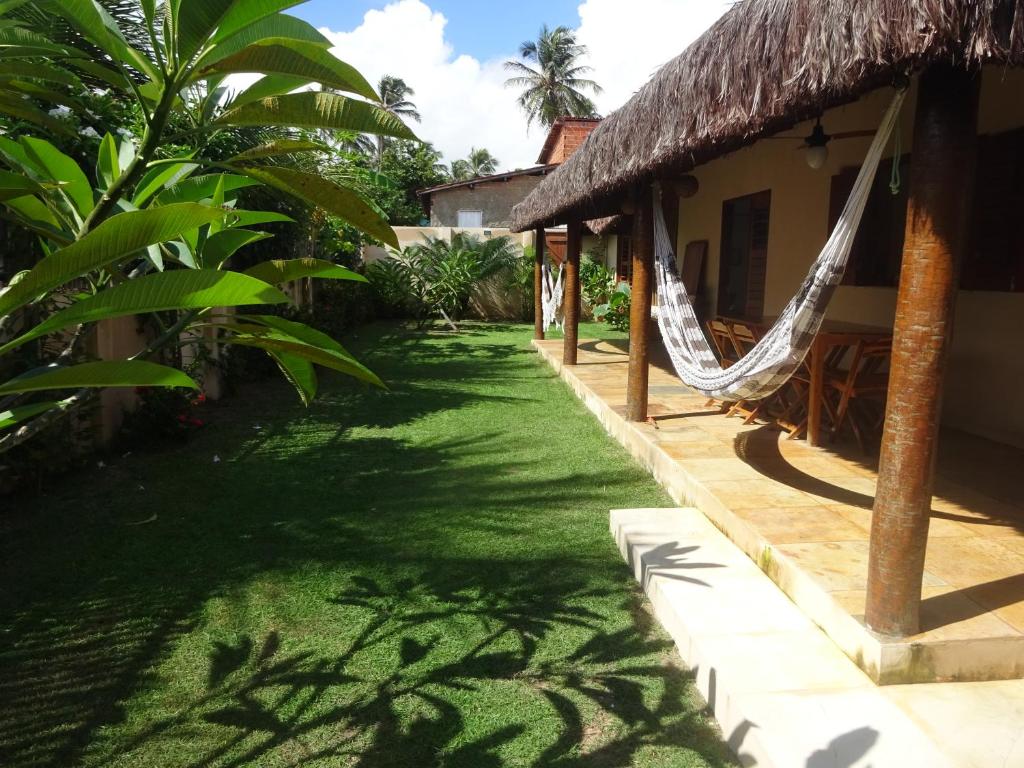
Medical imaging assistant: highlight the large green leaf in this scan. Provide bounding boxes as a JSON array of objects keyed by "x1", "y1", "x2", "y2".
[
  {"x1": 132, "y1": 159, "x2": 199, "y2": 206},
  {"x1": 1, "y1": 270, "x2": 289, "y2": 354},
  {"x1": 199, "y1": 13, "x2": 329, "y2": 68},
  {"x1": 153, "y1": 173, "x2": 258, "y2": 206},
  {"x1": 3, "y1": 193, "x2": 61, "y2": 229},
  {"x1": 202, "y1": 229, "x2": 271, "y2": 268},
  {"x1": 0, "y1": 23, "x2": 69, "y2": 52},
  {"x1": 0, "y1": 399, "x2": 65, "y2": 431},
  {"x1": 210, "y1": 0, "x2": 304, "y2": 43},
  {"x1": 267, "y1": 350, "x2": 316, "y2": 405},
  {"x1": 199, "y1": 38, "x2": 375, "y2": 100},
  {"x1": 225, "y1": 209, "x2": 294, "y2": 228},
  {"x1": 244, "y1": 258, "x2": 366, "y2": 285},
  {"x1": 0, "y1": 203, "x2": 225, "y2": 318},
  {"x1": 238, "y1": 314, "x2": 353, "y2": 356},
  {"x1": 234, "y1": 165, "x2": 397, "y2": 247},
  {"x1": 0, "y1": 360, "x2": 196, "y2": 395},
  {"x1": 226, "y1": 73, "x2": 308, "y2": 109},
  {"x1": 0, "y1": 60, "x2": 81, "y2": 87},
  {"x1": 96, "y1": 132, "x2": 119, "y2": 189},
  {"x1": 226, "y1": 331, "x2": 382, "y2": 388},
  {"x1": 174, "y1": 0, "x2": 234, "y2": 63},
  {"x1": 228, "y1": 139, "x2": 323, "y2": 162},
  {"x1": 20, "y1": 135, "x2": 92, "y2": 217},
  {"x1": 214, "y1": 91, "x2": 416, "y2": 141},
  {"x1": 48, "y1": 0, "x2": 158, "y2": 81},
  {"x1": 0, "y1": 168, "x2": 45, "y2": 200}
]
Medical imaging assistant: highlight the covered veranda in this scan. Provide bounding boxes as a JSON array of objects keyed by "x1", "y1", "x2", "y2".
[
  {"x1": 513, "y1": 0, "x2": 1024, "y2": 685},
  {"x1": 533, "y1": 334, "x2": 1024, "y2": 683}
]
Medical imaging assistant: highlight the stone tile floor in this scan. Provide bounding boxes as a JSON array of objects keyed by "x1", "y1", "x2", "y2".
[{"x1": 538, "y1": 337, "x2": 1024, "y2": 651}]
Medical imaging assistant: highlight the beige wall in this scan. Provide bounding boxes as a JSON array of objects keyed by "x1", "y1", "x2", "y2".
[
  {"x1": 676, "y1": 67, "x2": 1024, "y2": 446},
  {"x1": 363, "y1": 227, "x2": 534, "y2": 263},
  {"x1": 428, "y1": 175, "x2": 544, "y2": 228}
]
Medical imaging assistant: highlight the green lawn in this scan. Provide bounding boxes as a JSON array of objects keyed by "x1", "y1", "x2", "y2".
[{"x1": 0, "y1": 321, "x2": 735, "y2": 768}]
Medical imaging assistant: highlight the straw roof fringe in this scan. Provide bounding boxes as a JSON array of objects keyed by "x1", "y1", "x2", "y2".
[{"x1": 511, "y1": 0, "x2": 1024, "y2": 232}]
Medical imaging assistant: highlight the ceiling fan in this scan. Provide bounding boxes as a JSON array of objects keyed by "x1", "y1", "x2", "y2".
[{"x1": 765, "y1": 118, "x2": 876, "y2": 169}]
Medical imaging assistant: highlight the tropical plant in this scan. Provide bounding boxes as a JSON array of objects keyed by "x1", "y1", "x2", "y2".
[
  {"x1": 372, "y1": 139, "x2": 449, "y2": 225},
  {"x1": 579, "y1": 253, "x2": 616, "y2": 313},
  {"x1": 367, "y1": 233, "x2": 518, "y2": 328},
  {"x1": 363, "y1": 75, "x2": 421, "y2": 170},
  {"x1": 504, "y1": 25, "x2": 601, "y2": 129},
  {"x1": 0, "y1": 0, "x2": 419, "y2": 453},
  {"x1": 450, "y1": 147, "x2": 499, "y2": 181},
  {"x1": 594, "y1": 281, "x2": 631, "y2": 332}
]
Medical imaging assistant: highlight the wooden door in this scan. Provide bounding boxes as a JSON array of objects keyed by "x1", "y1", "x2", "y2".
[{"x1": 718, "y1": 190, "x2": 771, "y2": 318}]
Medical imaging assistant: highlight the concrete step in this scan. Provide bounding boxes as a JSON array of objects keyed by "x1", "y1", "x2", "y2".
[{"x1": 611, "y1": 508, "x2": 1024, "y2": 767}]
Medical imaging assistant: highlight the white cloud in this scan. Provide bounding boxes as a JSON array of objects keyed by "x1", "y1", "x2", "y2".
[
  {"x1": 318, "y1": 0, "x2": 732, "y2": 172},
  {"x1": 576, "y1": 0, "x2": 734, "y2": 115},
  {"x1": 320, "y1": 1, "x2": 536, "y2": 169}
]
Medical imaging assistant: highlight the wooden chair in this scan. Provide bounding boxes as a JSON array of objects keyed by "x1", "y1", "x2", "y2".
[
  {"x1": 724, "y1": 322, "x2": 766, "y2": 424},
  {"x1": 774, "y1": 344, "x2": 845, "y2": 439},
  {"x1": 704, "y1": 319, "x2": 735, "y2": 410},
  {"x1": 827, "y1": 339, "x2": 892, "y2": 451}
]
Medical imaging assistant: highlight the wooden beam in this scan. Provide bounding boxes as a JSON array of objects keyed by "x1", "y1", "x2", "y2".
[
  {"x1": 865, "y1": 65, "x2": 981, "y2": 638},
  {"x1": 562, "y1": 218, "x2": 582, "y2": 366},
  {"x1": 626, "y1": 188, "x2": 655, "y2": 422},
  {"x1": 534, "y1": 228, "x2": 545, "y2": 341}
]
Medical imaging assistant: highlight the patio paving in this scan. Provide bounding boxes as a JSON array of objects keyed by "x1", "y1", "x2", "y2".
[{"x1": 535, "y1": 337, "x2": 1024, "y2": 684}]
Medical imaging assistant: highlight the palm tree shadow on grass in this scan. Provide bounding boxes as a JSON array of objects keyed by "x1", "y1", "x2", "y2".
[
  {"x1": 0, "y1": 322, "x2": 736, "y2": 767},
  {"x1": 104, "y1": 574, "x2": 735, "y2": 768}
]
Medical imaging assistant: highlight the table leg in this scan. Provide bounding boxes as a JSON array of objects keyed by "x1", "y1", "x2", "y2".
[{"x1": 808, "y1": 337, "x2": 825, "y2": 447}]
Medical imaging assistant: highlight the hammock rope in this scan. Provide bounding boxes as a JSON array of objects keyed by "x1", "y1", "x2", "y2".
[
  {"x1": 652, "y1": 88, "x2": 907, "y2": 401},
  {"x1": 541, "y1": 259, "x2": 565, "y2": 331}
]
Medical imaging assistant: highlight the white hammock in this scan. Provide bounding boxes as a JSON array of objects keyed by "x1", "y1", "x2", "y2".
[
  {"x1": 542, "y1": 260, "x2": 565, "y2": 331},
  {"x1": 653, "y1": 89, "x2": 907, "y2": 401}
]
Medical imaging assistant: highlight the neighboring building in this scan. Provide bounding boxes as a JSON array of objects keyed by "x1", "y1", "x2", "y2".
[
  {"x1": 418, "y1": 165, "x2": 556, "y2": 230},
  {"x1": 417, "y1": 118, "x2": 605, "y2": 232}
]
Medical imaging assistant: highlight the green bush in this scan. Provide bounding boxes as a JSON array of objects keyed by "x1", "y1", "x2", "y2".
[{"x1": 594, "y1": 281, "x2": 632, "y2": 332}]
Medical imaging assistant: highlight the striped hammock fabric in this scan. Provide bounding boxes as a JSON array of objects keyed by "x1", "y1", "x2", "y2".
[
  {"x1": 542, "y1": 260, "x2": 565, "y2": 331},
  {"x1": 652, "y1": 89, "x2": 907, "y2": 401}
]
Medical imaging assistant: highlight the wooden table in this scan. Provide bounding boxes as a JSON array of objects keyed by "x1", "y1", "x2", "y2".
[{"x1": 718, "y1": 315, "x2": 893, "y2": 447}]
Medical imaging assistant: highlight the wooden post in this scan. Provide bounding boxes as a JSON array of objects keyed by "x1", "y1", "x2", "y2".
[
  {"x1": 534, "y1": 227, "x2": 545, "y2": 340},
  {"x1": 562, "y1": 217, "x2": 582, "y2": 365},
  {"x1": 864, "y1": 65, "x2": 980, "y2": 638},
  {"x1": 626, "y1": 188, "x2": 654, "y2": 422}
]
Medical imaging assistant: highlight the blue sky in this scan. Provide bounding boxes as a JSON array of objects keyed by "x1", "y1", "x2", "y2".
[
  {"x1": 299, "y1": 0, "x2": 732, "y2": 169},
  {"x1": 292, "y1": 0, "x2": 583, "y2": 62}
]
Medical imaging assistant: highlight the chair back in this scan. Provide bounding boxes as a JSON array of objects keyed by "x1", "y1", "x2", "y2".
[{"x1": 706, "y1": 319, "x2": 734, "y2": 365}]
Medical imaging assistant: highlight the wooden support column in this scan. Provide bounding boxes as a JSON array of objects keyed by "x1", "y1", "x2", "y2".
[
  {"x1": 562, "y1": 217, "x2": 582, "y2": 365},
  {"x1": 865, "y1": 65, "x2": 980, "y2": 638},
  {"x1": 626, "y1": 188, "x2": 654, "y2": 422},
  {"x1": 533, "y1": 227, "x2": 545, "y2": 340}
]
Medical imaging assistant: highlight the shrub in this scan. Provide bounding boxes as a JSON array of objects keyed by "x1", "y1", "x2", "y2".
[{"x1": 594, "y1": 281, "x2": 632, "y2": 332}]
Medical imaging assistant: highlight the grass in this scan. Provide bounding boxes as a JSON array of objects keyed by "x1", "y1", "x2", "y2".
[{"x1": 0, "y1": 321, "x2": 736, "y2": 768}]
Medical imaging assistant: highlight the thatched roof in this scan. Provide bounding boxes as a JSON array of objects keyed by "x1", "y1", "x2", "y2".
[
  {"x1": 511, "y1": 0, "x2": 1024, "y2": 232},
  {"x1": 585, "y1": 216, "x2": 622, "y2": 236}
]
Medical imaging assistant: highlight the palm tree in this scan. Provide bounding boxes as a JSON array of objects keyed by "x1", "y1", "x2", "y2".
[
  {"x1": 450, "y1": 148, "x2": 500, "y2": 181},
  {"x1": 375, "y1": 75, "x2": 420, "y2": 169},
  {"x1": 504, "y1": 25, "x2": 602, "y2": 129}
]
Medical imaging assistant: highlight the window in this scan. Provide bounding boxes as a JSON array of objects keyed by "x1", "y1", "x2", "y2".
[
  {"x1": 829, "y1": 155, "x2": 911, "y2": 287},
  {"x1": 830, "y1": 129, "x2": 1024, "y2": 292},
  {"x1": 456, "y1": 209, "x2": 483, "y2": 228},
  {"x1": 963, "y1": 128, "x2": 1024, "y2": 292},
  {"x1": 718, "y1": 190, "x2": 771, "y2": 318}
]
